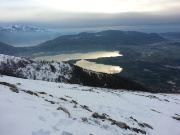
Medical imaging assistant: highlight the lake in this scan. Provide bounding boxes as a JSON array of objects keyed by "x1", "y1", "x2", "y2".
[
  {"x1": 34, "y1": 51, "x2": 123, "y2": 74},
  {"x1": 75, "y1": 60, "x2": 122, "y2": 73}
]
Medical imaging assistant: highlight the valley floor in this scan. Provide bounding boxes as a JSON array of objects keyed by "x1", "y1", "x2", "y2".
[{"x1": 0, "y1": 75, "x2": 180, "y2": 135}]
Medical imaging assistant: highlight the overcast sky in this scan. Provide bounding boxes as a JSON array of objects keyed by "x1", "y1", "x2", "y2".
[{"x1": 0, "y1": 0, "x2": 180, "y2": 33}]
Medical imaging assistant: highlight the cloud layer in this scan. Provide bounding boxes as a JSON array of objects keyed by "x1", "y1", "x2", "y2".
[{"x1": 0, "y1": 0, "x2": 180, "y2": 32}]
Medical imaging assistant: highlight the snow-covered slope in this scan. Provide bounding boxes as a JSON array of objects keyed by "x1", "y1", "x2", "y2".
[
  {"x1": 0, "y1": 54, "x2": 72, "y2": 82},
  {"x1": 0, "y1": 75, "x2": 179, "y2": 135}
]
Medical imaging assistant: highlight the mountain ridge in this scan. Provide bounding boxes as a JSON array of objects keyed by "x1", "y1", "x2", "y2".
[
  {"x1": 0, "y1": 25, "x2": 60, "y2": 47},
  {"x1": 35, "y1": 30, "x2": 165, "y2": 52},
  {"x1": 0, "y1": 54, "x2": 148, "y2": 91},
  {"x1": 0, "y1": 25, "x2": 48, "y2": 32},
  {"x1": 0, "y1": 30, "x2": 165, "y2": 57}
]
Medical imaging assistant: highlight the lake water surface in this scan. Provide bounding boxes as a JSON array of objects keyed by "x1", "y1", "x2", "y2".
[
  {"x1": 75, "y1": 60, "x2": 122, "y2": 73},
  {"x1": 34, "y1": 51, "x2": 122, "y2": 74}
]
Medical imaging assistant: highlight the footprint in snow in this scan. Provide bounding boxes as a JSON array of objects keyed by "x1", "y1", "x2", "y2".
[
  {"x1": 38, "y1": 116, "x2": 46, "y2": 122},
  {"x1": 53, "y1": 119, "x2": 73, "y2": 131},
  {"x1": 23, "y1": 98, "x2": 36, "y2": 102},
  {"x1": 27, "y1": 106, "x2": 36, "y2": 109},
  {"x1": 52, "y1": 112, "x2": 58, "y2": 117},
  {"x1": 32, "y1": 129, "x2": 50, "y2": 135},
  {"x1": 61, "y1": 131, "x2": 73, "y2": 135},
  {"x1": 6, "y1": 99, "x2": 13, "y2": 102}
]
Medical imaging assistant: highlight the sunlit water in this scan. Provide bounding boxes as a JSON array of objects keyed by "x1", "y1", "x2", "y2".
[
  {"x1": 75, "y1": 59, "x2": 122, "y2": 74},
  {"x1": 34, "y1": 51, "x2": 123, "y2": 74},
  {"x1": 34, "y1": 51, "x2": 122, "y2": 61}
]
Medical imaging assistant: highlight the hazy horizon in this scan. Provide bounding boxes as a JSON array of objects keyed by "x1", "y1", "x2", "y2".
[{"x1": 0, "y1": 0, "x2": 180, "y2": 33}]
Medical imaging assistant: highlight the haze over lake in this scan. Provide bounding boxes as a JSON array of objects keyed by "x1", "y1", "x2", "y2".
[
  {"x1": 34, "y1": 51, "x2": 123, "y2": 74},
  {"x1": 34, "y1": 51, "x2": 122, "y2": 61}
]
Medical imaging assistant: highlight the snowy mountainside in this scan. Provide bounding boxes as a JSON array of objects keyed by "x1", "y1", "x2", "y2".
[
  {"x1": 0, "y1": 54, "x2": 72, "y2": 82},
  {"x1": 0, "y1": 75, "x2": 180, "y2": 135},
  {"x1": 0, "y1": 54, "x2": 148, "y2": 91}
]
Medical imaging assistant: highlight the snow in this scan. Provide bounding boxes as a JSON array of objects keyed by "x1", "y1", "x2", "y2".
[
  {"x1": 0, "y1": 54, "x2": 73, "y2": 82},
  {"x1": 0, "y1": 75, "x2": 180, "y2": 135},
  {"x1": 17, "y1": 61, "x2": 72, "y2": 81},
  {"x1": 0, "y1": 25, "x2": 48, "y2": 32},
  {"x1": 0, "y1": 54, "x2": 28, "y2": 64}
]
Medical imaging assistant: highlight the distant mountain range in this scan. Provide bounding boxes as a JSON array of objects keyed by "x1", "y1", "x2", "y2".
[
  {"x1": 0, "y1": 25, "x2": 48, "y2": 32},
  {"x1": 0, "y1": 30, "x2": 165, "y2": 57},
  {"x1": 0, "y1": 25, "x2": 61, "y2": 46}
]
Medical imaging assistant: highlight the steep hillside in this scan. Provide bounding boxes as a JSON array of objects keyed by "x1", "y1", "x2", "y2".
[
  {"x1": 0, "y1": 42, "x2": 31, "y2": 56},
  {"x1": 0, "y1": 75, "x2": 180, "y2": 135},
  {"x1": 0, "y1": 54, "x2": 73, "y2": 82},
  {"x1": 0, "y1": 54, "x2": 148, "y2": 91},
  {"x1": 33, "y1": 30, "x2": 165, "y2": 54},
  {"x1": 0, "y1": 30, "x2": 165, "y2": 57},
  {"x1": 0, "y1": 42, "x2": 17, "y2": 55}
]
